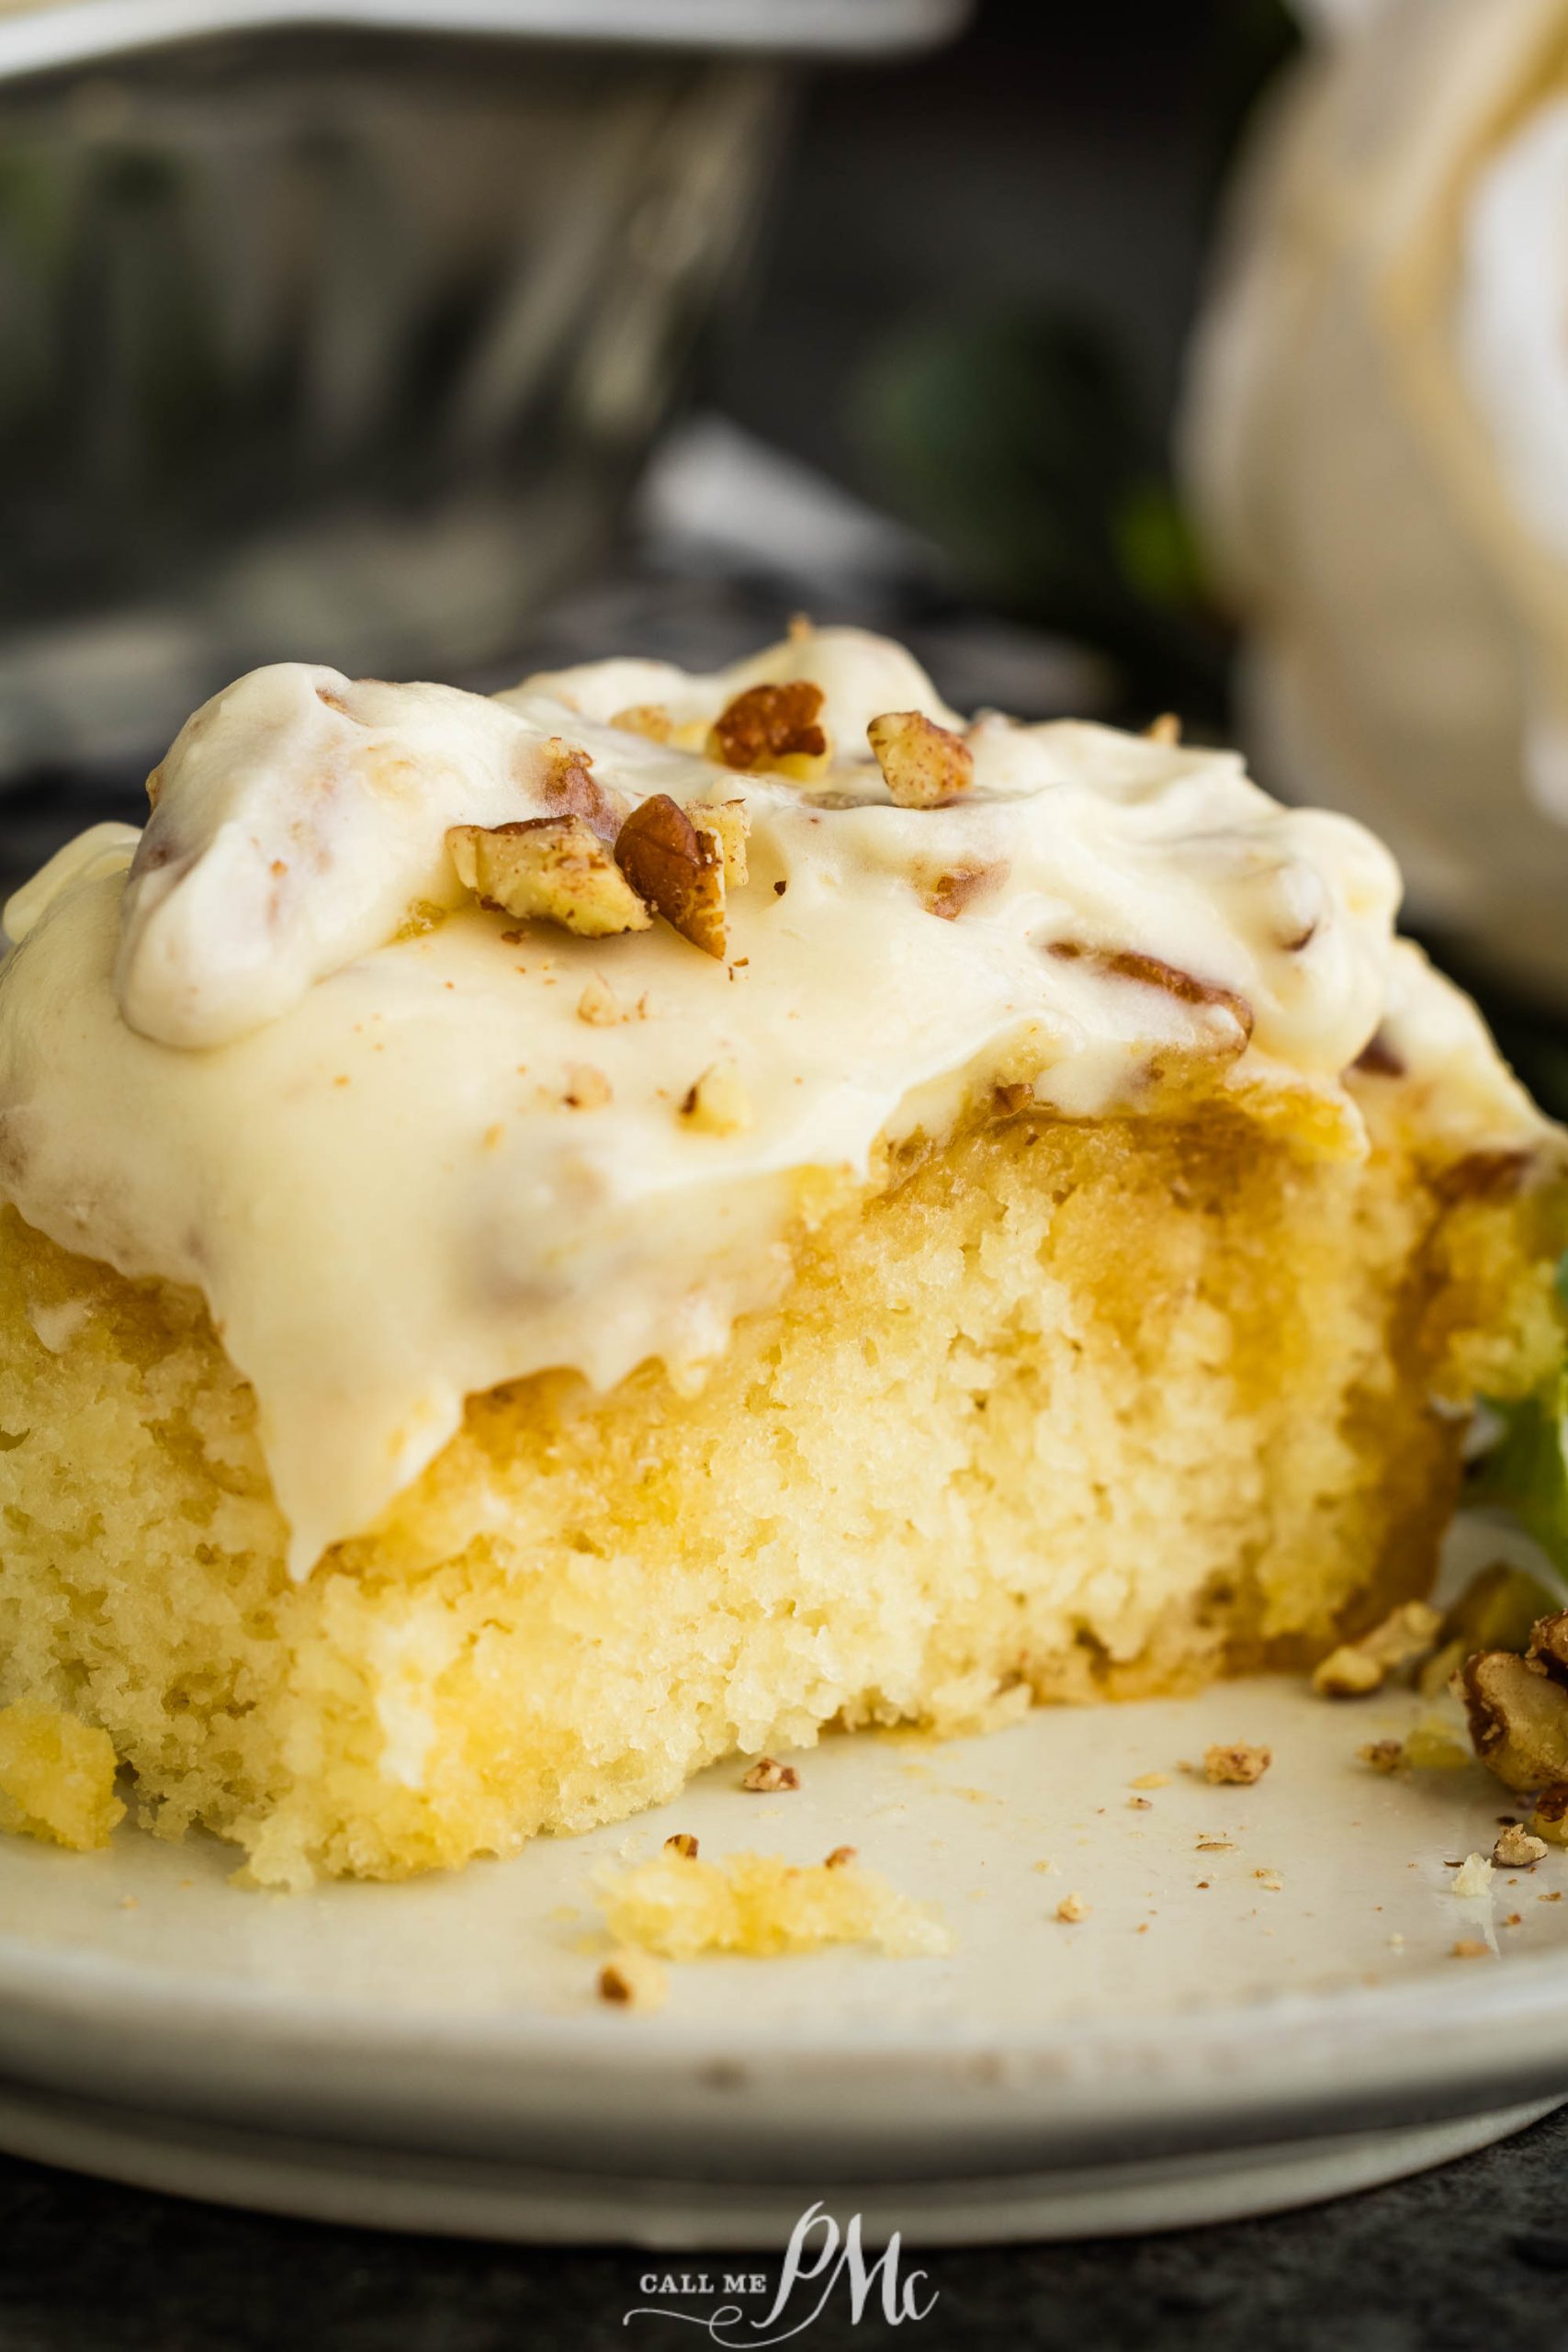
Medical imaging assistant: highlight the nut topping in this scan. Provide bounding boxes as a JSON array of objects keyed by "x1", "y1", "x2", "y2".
[
  {"x1": 691, "y1": 800, "x2": 750, "y2": 888},
  {"x1": 446, "y1": 817, "x2": 651, "y2": 939},
  {"x1": 741, "y1": 1757, "x2": 799, "y2": 1793},
  {"x1": 1493, "y1": 1823, "x2": 1549, "y2": 1868},
  {"x1": 609, "y1": 704, "x2": 675, "y2": 744},
  {"x1": 536, "y1": 737, "x2": 629, "y2": 844},
  {"x1": 919, "y1": 861, "x2": 1009, "y2": 922},
  {"x1": 1203, "y1": 1741, "x2": 1271, "y2": 1786},
  {"x1": 1461, "y1": 1650, "x2": 1568, "y2": 1792},
  {"x1": 614, "y1": 793, "x2": 728, "y2": 958},
  {"x1": 680, "y1": 1060, "x2": 752, "y2": 1137},
  {"x1": 1049, "y1": 942, "x2": 1254, "y2": 1044},
  {"x1": 707, "y1": 681, "x2": 828, "y2": 775},
  {"x1": 866, "y1": 710, "x2": 975, "y2": 808}
]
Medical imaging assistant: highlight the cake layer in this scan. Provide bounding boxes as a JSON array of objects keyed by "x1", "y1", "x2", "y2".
[{"x1": 0, "y1": 1085, "x2": 1557, "y2": 1887}]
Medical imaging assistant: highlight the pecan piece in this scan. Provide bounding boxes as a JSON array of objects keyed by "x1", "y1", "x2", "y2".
[
  {"x1": 1461, "y1": 1650, "x2": 1568, "y2": 1792},
  {"x1": 691, "y1": 800, "x2": 750, "y2": 888},
  {"x1": 536, "y1": 737, "x2": 628, "y2": 844},
  {"x1": 707, "y1": 681, "x2": 828, "y2": 775},
  {"x1": 609, "y1": 704, "x2": 675, "y2": 744},
  {"x1": 446, "y1": 816, "x2": 651, "y2": 938},
  {"x1": 866, "y1": 710, "x2": 975, "y2": 808},
  {"x1": 1203, "y1": 1741, "x2": 1271, "y2": 1786},
  {"x1": 919, "y1": 860, "x2": 1009, "y2": 921},
  {"x1": 614, "y1": 794, "x2": 728, "y2": 958},
  {"x1": 1049, "y1": 941, "x2": 1254, "y2": 1043}
]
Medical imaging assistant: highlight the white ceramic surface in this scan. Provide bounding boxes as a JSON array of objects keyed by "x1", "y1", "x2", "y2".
[{"x1": 5, "y1": 1522, "x2": 1568, "y2": 2245}]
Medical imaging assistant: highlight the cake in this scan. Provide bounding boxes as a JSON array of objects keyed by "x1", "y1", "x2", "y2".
[{"x1": 0, "y1": 625, "x2": 1561, "y2": 1888}]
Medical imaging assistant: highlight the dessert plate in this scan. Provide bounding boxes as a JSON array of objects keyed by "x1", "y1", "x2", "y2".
[{"x1": 2, "y1": 1531, "x2": 1567, "y2": 2247}]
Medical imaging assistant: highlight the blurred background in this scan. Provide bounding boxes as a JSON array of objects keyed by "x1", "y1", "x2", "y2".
[{"x1": 0, "y1": 0, "x2": 1564, "y2": 1108}]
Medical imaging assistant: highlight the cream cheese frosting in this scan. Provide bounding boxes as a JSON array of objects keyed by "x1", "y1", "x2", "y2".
[{"x1": 0, "y1": 627, "x2": 1551, "y2": 1577}]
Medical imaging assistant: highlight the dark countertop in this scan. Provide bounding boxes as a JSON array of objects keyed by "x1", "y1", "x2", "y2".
[{"x1": 6, "y1": 2106, "x2": 1568, "y2": 2352}]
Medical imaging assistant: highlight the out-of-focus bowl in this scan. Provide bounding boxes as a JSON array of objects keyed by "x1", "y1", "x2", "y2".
[{"x1": 0, "y1": 2, "x2": 968, "y2": 779}]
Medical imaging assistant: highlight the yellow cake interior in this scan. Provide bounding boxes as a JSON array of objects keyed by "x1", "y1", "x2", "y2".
[{"x1": 0, "y1": 1078, "x2": 1559, "y2": 1888}]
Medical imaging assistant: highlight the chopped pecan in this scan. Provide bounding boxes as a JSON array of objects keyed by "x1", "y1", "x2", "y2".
[
  {"x1": 561, "y1": 1064, "x2": 612, "y2": 1111},
  {"x1": 707, "y1": 681, "x2": 828, "y2": 775},
  {"x1": 919, "y1": 861, "x2": 1009, "y2": 921},
  {"x1": 609, "y1": 704, "x2": 675, "y2": 744},
  {"x1": 576, "y1": 974, "x2": 625, "y2": 1027},
  {"x1": 1352, "y1": 1031, "x2": 1405, "y2": 1080},
  {"x1": 663, "y1": 1832, "x2": 699, "y2": 1860},
  {"x1": 1049, "y1": 942, "x2": 1254, "y2": 1042},
  {"x1": 1359, "y1": 1739, "x2": 1406, "y2": 1773},
  {"x1": 1055, "y1": 1893, "x2": 1090, "y2": 1922},
  {"x1": 614, "y1": 794, "x2": 728, "y2": 958},
  {"x1": 1494, "y1": 1823, "x2": 1549, "y2": 1868},
  {"x1": 691, "y1": 800, "x2": 750, "y2": 888},
  {"x1": 446, "y1": 817, "x2": 651, "y2": 939},
  {"x1": 824, "y1": 1845, "x2": 858, "y2": 1870},
  {"x1": 866, "y1": 710, "x2": 975, "y2": 808},
  {"x1": 1203, "y1": 1741, "x2": 1271, "y2": 1786},
  {"x1": 741, "y1": 1757, "x2": 799, "y2": 1793},
  {"x1": 680, "y1": 1060, "x2": 752, "y2": 1137},
  {"x1": 1461, "y1": 1650, "x2": 1568, "y2": 1792},
  {"x1": 536, "y1": 737, "x2": 628, "y2": 844},
  {"x1": 1528, "y1": 1611, "x2": 1568, "y2": 1685}
]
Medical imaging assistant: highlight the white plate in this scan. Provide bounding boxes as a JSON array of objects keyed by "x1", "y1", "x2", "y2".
[{"x1": 4, "y1": 1532, "x2": 1568, "y2": 2245}]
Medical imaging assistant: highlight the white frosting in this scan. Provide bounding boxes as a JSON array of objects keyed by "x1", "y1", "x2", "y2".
[{"x1": 0, "y1": 628, "x2": 1550, "y2": 1579}]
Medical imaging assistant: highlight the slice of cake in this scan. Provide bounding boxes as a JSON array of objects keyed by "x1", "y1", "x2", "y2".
[{"x1": 0, "y1": 626, "x2": 1561, "y2": 1887}]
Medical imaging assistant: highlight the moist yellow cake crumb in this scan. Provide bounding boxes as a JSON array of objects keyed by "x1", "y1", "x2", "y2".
[
  {"x1": 596, "y1": 1849, "x2": 951, "y2": 1960},
  {"x1": 0, "y1": 1089, "x2": 1559, "y2": 1889},
  {"x1": 0, "y1": 1699, "x2": 124, "y2": 1851}
]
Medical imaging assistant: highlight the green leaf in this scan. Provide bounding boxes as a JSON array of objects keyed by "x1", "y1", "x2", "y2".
[{"x1": 1471, "y1": 1363, "x2": 1568, "y2": 1588}]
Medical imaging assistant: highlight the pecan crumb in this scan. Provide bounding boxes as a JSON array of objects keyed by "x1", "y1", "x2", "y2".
[
  {"x1": 824, "y1": 1845, "x2": 858, "y2": 1870},
  {"x1": 597, "y1": 1951, "x2": 669, "y2": 2010},
  {"x1": 866, "y1": 709, "x2": 975, "y2": 808},
  {"x1": 708, "y1": 681, "x2": 828, "y2": 775},
  {"x1": 1359, "y1": 1739, "x2": 1407, "y2": 1774},
  {"x1": 609, "y1": 703, "x2": 675, "y2": 744},
  {"x1": 1494, "y1": 1823, "x2": 1549, "y2": 1869},
  {"x1": 663, "y1": 1832, "x2": 699, "y2": 1860},
  {"x1": 1055, "y1": 1893, "x2": 1090, "y2": 1923},
  {"x1": 577, "y1": 974, "x2": 625, "y2": 1026},
  {"x1": 446, "y1": 814, "x2": 650, "y2": 939},
  {"x1": 741, "y1": 1757, "x2": 799, "y2": 1793},
  {"x1": 614, "y1": 793, "x2": 729, "y2": 957},
  {"x1": 537, "y1": 737, "x2": 629, "y2": 842},
  {"x1": 562, "y1": 1064, "x2": 611, "y2": 1111},
  {"x1": 1254, "y1": 1869, "x2": 1284, "y2": 1891},
  {"x1": 1196, "y1": 1838, "x2": 1235, "y2": 1852},
  {"x1": 680, "y1": 1060, "x2": 751, "y2": 1137},
  {"x1": 1451, "y1": 1939, "x2": 1492, "y2": 1960},
  {"x1": 1127, "y1": 1795, "x2": 1153, "y2": 1811},
  {"x1": 1204, "y1": 1741, "x2": 1271, "y2": 1786},
  {"x1": 919, "y1": 861, "x2": 1008, "y2": 921}
]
